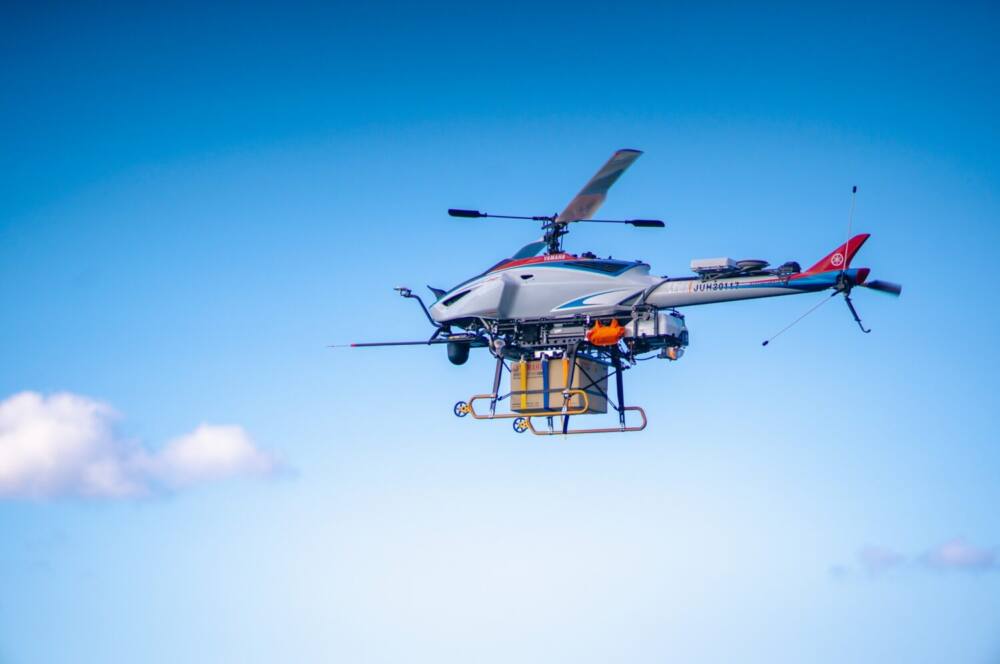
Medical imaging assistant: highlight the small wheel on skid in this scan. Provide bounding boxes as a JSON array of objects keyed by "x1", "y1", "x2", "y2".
[
  {"x1": 454, "y1": 401, "x2": 471, "y2": 418},
  {"x1": 512, "y1": 417, "x2": 529, "y2": 434}
]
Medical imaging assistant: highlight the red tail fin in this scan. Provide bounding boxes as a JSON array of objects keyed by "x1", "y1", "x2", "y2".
[{"x1": 805, "y1": 233, "x2": 870, "y2": 273}]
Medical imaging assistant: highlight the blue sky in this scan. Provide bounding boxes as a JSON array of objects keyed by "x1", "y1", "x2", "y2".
[{"x1": 2, "y1": 2, "x2": 999, "y2": 662}]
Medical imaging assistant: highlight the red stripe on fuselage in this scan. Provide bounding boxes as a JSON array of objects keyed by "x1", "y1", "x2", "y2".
[{"x1": 488, "y1": 253, "x2": 577, "y2": 272}]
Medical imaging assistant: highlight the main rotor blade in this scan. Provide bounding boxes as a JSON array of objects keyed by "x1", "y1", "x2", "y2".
[
  {"x1": 448, "y1": 208, "x2": 554, "y2": 222},
  {"x1": 862, "y1": 279, "x2": 902, "y2": 296},
  {"x1": 557, "y1": 149, "x2": 643, "y2": 223},
  {"x1": 448, "y1": 208, "x2": 485, "y2": 218},
  {"x1": 570, "y1": 218, "x2": 664, "y2": 227}
]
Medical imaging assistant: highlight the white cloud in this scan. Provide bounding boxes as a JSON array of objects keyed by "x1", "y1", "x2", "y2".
[
  {"x1": 0, "y1": 391, "x2": 278, "y2": 500},
  {"x1": 858, "y1": 545, "x2": 905, "y2": 574},
  {"x1": 923, "y1": 539, "x2": 997, "y2": 572},
  {"x1": 833, "y1": 539, "x2": 999, "y2": 578},
  {"x1": 148, "y1": 424, "x2": 276, "y2": 488}
]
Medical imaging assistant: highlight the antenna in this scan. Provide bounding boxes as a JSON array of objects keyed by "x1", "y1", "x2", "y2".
[
  {"x1": 842, "y1": 185, "x2": 857, "y2": 277},
  {"x1": 761, "y1": 292, "x2": 838, "y2": 346},
  {"x1": 763, "y1": 184, "x2": 901, "y2": 345}
]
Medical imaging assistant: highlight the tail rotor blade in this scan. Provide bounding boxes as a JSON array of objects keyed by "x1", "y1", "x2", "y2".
[{"x1": 863, "y1": 280, "x2": 903, "y2": 297}]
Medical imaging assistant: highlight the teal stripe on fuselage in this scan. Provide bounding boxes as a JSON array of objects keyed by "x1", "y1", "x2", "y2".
[{"x1": 556, "y1": 288, "x2": 632, "y2": 310}]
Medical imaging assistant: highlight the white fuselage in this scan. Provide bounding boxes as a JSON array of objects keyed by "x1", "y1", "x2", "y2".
[{"x1": 428, "y1": 253, "x2": 859, "y2": 324}]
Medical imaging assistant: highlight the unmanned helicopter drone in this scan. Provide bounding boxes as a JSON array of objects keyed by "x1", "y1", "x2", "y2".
[{"x1": 345, "y1": 149, "x2": 901, "y2": 435}]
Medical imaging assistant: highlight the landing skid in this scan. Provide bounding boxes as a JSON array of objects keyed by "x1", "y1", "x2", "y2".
[
  {"x1": 459, "y1": 390, "x2": 592, "y2": 419},
  {"x1": 452, "y1": 346, "x2": 647, "y2": 436},
  {"x1": 523, "y1": 406, "x2": 647, "y2": 435}
]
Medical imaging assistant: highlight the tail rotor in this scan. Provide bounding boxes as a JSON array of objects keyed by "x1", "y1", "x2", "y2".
[
  {"x1": 762, "y1": 186, "x2": 902, "y2": 345},
  {"x1": 831, "y1": 186, "x2": 903, "y2": 334}
]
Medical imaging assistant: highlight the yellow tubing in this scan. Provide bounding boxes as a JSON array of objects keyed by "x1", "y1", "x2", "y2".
[
  {"x1": 526, "y1": 406, "x2": 648, "y2": 435},
  {"x1": 466, "y1": 390, "x2": 590, "y2": 419},
  {"x1": 519, "y1": 358, "x2": 527, "y2": 411}
]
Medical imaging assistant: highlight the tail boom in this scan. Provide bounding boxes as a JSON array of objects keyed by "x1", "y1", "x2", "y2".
[
  {"x1": 642, "y1": 237, "x2": 875, "y2": 309},
  {"x1": 642, "y1": 267, "x2": 870, "y2": 309}
]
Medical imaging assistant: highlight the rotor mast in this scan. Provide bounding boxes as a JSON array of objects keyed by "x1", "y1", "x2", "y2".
[{"x1": 543, "y1": 218, "x2": 568, "y2": 254}]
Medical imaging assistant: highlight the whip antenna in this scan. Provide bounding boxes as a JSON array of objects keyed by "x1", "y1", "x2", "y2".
[
  {"x1": 761, "y1": 292, "x2": 838, "y2": 346},
  {"x1": 843, "y1": 185, "x2": 857, "y2": 277}
]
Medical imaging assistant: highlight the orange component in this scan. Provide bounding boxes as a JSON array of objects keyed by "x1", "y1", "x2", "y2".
[{"x1": 586, "y1": 319, "x2": 626, "y2": 346}]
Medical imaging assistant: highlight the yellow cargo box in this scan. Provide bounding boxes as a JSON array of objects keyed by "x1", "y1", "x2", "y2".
[{"x1": 510, "y1": 357, "x2": 608, "y2": 414}]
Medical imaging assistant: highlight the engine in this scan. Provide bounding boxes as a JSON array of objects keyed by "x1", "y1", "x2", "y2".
[
  {"x1": 624, "y1": 310, "x2": 689, "y2": 359},
  {"x1": 471, "y1": 309, "x2": 689, "y2": 364}
]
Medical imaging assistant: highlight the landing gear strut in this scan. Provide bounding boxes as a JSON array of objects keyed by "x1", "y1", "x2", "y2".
[
  {"x1": 451, "y1": 343, "x2": 648, "y2": 436},
  {"x1": 837, "y1": 273, "x2": 871, "y2": 334}
]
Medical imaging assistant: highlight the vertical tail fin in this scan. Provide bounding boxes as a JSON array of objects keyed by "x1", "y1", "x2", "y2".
[{"x1": 805, "y1": 233, "x2": 870, "y2": 273}]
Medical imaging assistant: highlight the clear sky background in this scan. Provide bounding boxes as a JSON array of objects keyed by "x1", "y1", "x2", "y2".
[{"x1": 2, "y1": 2, "x2": 999, "y2": 662}]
